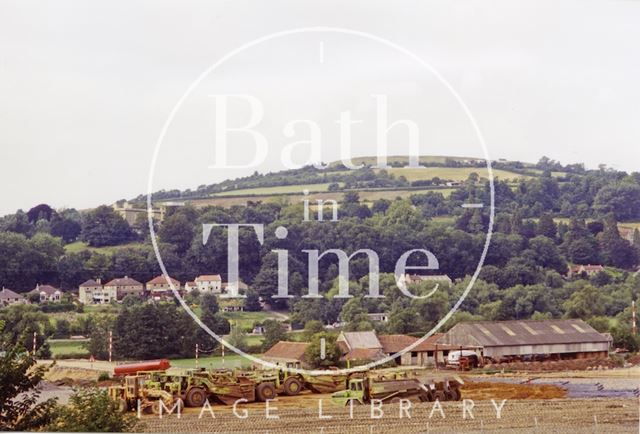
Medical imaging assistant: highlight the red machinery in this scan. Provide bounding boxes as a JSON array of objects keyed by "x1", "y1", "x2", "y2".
[{"x1": 113, "y1": 359, "x2": 171, "y2": 376}]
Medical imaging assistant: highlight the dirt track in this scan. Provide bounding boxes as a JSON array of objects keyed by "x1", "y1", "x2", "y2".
[{"x1": 137, "y1": 398, "x2": 639, "y2": 433}]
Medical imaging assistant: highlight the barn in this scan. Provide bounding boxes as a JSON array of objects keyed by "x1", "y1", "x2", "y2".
[{"x1": 439, "y1": 319, "x2": 610, "y2": 362}]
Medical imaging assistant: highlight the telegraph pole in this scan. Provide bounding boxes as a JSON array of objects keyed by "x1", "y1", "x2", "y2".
[{"x1": 108, "y1": 330, "x2": 113, "y2": 363}]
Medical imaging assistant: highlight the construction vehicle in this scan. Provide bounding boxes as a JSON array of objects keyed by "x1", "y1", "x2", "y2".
[
  {"x1": 237, "y1": 369, "x2": 306, "y2": 400},
  {"x1": 179, "y1": 369, "x2": 256, "y2": 406},
  {"x1": 303, "y1": 372, "x2": 349, "y2": 393},
  {"x1": 140, "y1": 368, "x2": 257, "y2": 407},
  {"x1": 331, "y1": 373, "x2": 462, "y2": 406},
  {"x1": 108, "y1": 373, "x2": 184, "y2": 415}
]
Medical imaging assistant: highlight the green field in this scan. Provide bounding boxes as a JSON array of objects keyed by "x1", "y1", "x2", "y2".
[
  {"x1": 213, "y1": 182, "x2": 341, "y2": 197},
  {"x1": 380, "y1": 167, "x2": 532, "y2": 182},
  {"x1": 187, "y1": 188, "x2": 456, "y2": 208},
  {"x1": 243, "y1": 334, "x2": 265, "y2": 346},
  {"x1": 48, "y1": 339, "x2": 89, "y2": 357},
  {"x1": 221, "y1": 311, "x2": 286, "y2": 330},
  {"x1": 64, "y1": 241, "x2": 145, "y2": 254},
  {"x1": 338, "y1": 155, "x2": 483, "y2": 167},
  {"x1": 169, "y1": 354, "x2": 253, "y2": 369}
]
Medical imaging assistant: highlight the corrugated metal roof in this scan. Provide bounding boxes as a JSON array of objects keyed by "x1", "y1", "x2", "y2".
[
  {"x1": 378, "y1": 333, "x2": 458, "y2": 353},
  {"x1": 444, "y1": 319, "x2": 609, "y2": 347},
  {"x1": 342, "y1": 348, "x2": 385, "y2": 361},
  {"x1": 341, "y1": 331, "x2": 382, "y2": 349}
]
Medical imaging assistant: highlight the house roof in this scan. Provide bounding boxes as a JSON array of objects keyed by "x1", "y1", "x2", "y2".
[
  {"x1": 79, "y1": 279, "x2": 101, "y2": 288},
  {"x1": 342, "y1": 348, "x2": 385, "y2": 361},
  {"x1": 146, "y1": 275, "x2": 180, "y2": 286},
  {"x1": 378, "y1": 333, "x2": 457, "y2": 353},
  {"x1": 340, "y1": 331, "x2": 382, "y2": 350},
  {"x1": 263, "y1": 341, "x2": 309, "y2": 361},
  {"x1": 441, "y1": 319, "x2": 609, "y2": 347},
  {"x1": 195, "y1": 274, "x2": 222, "y2": 282},
  {"x1": 405, "y1": 274, "x2": 452, "y2": 284},
  {"x1": 104, "y1": 276, "x2": 143, "y2": 287},
  {"x1": 569, "y1": 264, "x2": 604, "y2": 272},
  {"x1": 0, "y1": 288, "x2": 23, "y2": 300},
  {"x1": 31, "y1": 285, "x2": 60, "y2": 295}
]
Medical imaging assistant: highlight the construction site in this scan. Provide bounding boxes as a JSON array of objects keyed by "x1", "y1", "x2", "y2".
[{"x1": 39, "y1": 354, "x2": 640, "y2": 433}]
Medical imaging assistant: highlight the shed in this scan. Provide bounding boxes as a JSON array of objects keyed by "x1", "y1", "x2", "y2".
[{"x1": 262, "y1": 341, "x2": 310, "y2": 369}]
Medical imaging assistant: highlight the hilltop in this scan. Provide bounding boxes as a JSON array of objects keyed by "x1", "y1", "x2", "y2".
[{"x1": 137, "y1": 155, "x2": 571, "y2": 209}]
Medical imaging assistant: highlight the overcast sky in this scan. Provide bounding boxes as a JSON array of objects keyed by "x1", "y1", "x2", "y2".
[{"x1": 0, "y1": 0, "x2": 639, "y2": 216}]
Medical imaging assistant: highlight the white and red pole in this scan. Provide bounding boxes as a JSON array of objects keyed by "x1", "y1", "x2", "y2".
[
  {"x1": 32, "y1": 331, "x2": 37, "y2": 356},
  {"x1": 632, "y1": 301, "x2": 637, "y2": 335},
  {"x1": 108, "y1": 330, "x2": 113, "y2": 363},
  {"x1": 221, "y1": 343, "x2": 225, "y2": 367},
  {"x1": 195, "y1": 343, "x2": 199, "y2": 368}
]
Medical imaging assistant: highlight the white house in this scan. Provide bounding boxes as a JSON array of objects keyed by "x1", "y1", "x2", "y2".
[
  {"x1": 184, "y1": 281, "x2": 198, "y2": 292},
  {"x1": 78, "y1": 279, "x2": 116, "y2": 304},
  {"x1": 30, "y1": 284, "x2": 62, "y2": 303},
  {"x1": 146, "y1": 275, "x2": 181, "y2": 300},
  {"x1": 195, "y1": 274, "x2": 222, "y2": 293}
]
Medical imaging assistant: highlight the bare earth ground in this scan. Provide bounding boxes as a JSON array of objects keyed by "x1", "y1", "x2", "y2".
[
  {"x1": 37, "y1": 360, "x2": 640, "y2": 433},
  {"x1": 137, "y1": 398, "x2": 639, "y2": 433}
]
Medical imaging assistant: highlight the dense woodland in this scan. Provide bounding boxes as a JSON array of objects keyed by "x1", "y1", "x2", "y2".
[{"x1": 1, "y1": 156, "x2": 640, "y2": 357}]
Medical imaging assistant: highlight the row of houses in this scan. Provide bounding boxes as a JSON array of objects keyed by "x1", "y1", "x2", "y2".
[
  {"x1": 262, "y1": 319, "x2": 611, "y2": 369},
  {"x1": 0, "y1": 284, "x2": 64, "y2": 306},
  {"x1": 79, "y1": 274, "x2": 248, "y2": 304},
  {"x1": 0, "y1": 273, "x2": 248, "y2": 307}
]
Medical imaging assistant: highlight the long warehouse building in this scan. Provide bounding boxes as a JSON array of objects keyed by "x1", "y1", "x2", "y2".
[{"x1": 439, "y1": 319, "x2": 611, "y2": 361}]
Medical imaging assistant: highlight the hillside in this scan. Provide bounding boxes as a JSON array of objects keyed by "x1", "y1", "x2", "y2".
[{"x1": 143, "y1": 156, "x2": 567, "y2": 208}]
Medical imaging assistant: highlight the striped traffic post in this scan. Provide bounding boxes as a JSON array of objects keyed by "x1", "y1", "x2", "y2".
[{"x1": 108, "y1": 330, "x2": 113, "y2": 363}]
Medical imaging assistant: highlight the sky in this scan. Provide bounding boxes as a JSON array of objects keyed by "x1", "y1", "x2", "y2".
[{"x1": 0, "y1": 0, "x2": 639, "y2": 216}]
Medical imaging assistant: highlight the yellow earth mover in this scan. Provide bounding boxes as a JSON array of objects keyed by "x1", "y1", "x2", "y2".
[
  {"x1": 108, "y1": 374, "x2": 184, "y2": 415},
  {"x1": 331, "y1": 373, "x2": 462, "y2": 406}
]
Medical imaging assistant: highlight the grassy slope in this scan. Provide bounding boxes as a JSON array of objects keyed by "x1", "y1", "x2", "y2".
[
  {"x1": 184, "y1": 188, "x2": 456, "y2": 208},
  {"x1": 221, "y1": 311, "x2": 284, "y2": 330},
  {"x1": 48, "y1": 339, "x2": 89, "y2": 356},
  {"x1": 169, "y1": 354, "x2": 252, "y2": 369},
  {"x1": 213, "y1": 182, "x2": 341, "y2": 197},
  {"x1": 64, "y1": 241, "x2": 146, "y2": 254},
  {"x1": 381, "y1": 167, "x2": 533, "y2": 182}
]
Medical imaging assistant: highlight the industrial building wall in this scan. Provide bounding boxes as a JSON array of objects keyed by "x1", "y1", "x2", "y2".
[{"x1": 483, "y1": 342, "x2": 610, "y2": 358}]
